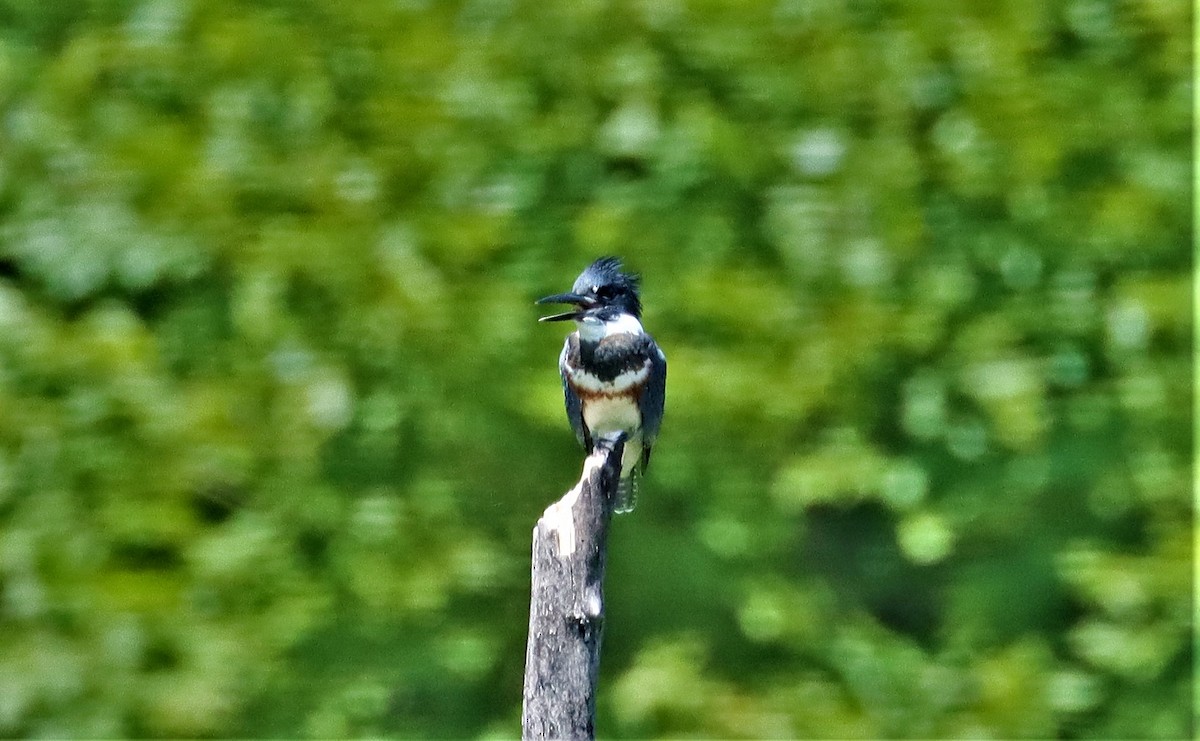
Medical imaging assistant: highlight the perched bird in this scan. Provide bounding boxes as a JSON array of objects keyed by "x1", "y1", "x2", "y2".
[{"x1": 537, "y1": 257, "x2": 667, "y2": 513}]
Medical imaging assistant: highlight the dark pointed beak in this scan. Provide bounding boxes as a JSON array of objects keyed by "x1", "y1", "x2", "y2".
[{"x1": 536, "y1": 292, "x2": 595, "y2": 322}]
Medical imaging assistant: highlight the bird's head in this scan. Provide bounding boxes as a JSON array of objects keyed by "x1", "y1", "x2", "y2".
[{"x1": 536, "y1": 257, "x2": 643, "y2": 325}]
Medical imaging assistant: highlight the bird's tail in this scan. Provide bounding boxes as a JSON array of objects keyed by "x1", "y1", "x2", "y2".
[{"x1": 615, "y1": 470, "x2": 639, "y2": 514}]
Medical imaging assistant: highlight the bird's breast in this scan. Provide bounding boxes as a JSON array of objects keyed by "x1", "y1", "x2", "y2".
[
  {"x1": 568, "y1": 361, "x2": 650, "y2": 393},
  {"x1": 567, "y1": 364, "x2": 646, "y2": 435}
]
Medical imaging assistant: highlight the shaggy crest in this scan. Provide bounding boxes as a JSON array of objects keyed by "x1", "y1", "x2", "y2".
[{"x1": 572, "y1": 257, "x2": 643, "y2": 317}]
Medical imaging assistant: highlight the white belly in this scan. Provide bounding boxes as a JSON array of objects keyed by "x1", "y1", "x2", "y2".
[
  {"x1": 582, "y1": 396, "x2": 644, "y2": 481},
  {"x1": 582, "y1": 395, "x2": 641, "y2": 436}
]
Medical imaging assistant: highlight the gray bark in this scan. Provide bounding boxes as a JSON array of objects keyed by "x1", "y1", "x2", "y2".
[{"x1": 521, "y1": 433, "x2": 626, "y2": 741}]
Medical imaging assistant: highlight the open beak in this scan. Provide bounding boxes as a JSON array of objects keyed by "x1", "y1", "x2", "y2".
[{"x1": 536, "y1": 292, "x2": 595, "y2": 322}]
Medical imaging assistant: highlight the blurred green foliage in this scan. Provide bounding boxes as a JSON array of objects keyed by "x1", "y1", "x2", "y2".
[{"x1": 0, "y1": 0, "x2": 1192, "y2": 738}]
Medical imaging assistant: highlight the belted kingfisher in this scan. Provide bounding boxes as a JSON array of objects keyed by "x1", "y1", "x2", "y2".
[{"x1": 537, "y1": 257, "x2": 667, "y2": 513}]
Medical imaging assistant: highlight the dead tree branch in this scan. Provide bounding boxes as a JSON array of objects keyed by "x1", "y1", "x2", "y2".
[{"x1": 521, "y1": 433, "x2": 626, "y2": 741}]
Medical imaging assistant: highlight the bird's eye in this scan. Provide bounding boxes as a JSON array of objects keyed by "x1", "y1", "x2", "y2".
[{"x1": 595, "y1": 285, "x2": 616, "y2": 299}]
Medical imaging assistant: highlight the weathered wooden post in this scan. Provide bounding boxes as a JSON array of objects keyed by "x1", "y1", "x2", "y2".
[{"x1": 521, "y1": 433, "x2": 626, "y2": 741}]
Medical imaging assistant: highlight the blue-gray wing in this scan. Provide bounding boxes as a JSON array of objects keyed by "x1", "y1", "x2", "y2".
[
  {"x1": 560, "y1": 337, "x2": 589, "y2": 450},
  {"x1": 637, "y1": 340, "x2": 667, "y2": 469}
]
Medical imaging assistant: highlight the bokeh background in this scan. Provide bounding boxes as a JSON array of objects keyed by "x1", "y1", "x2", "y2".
[{"x1": 0, "y1": 0, "x2": 1193, "y2": 738}]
